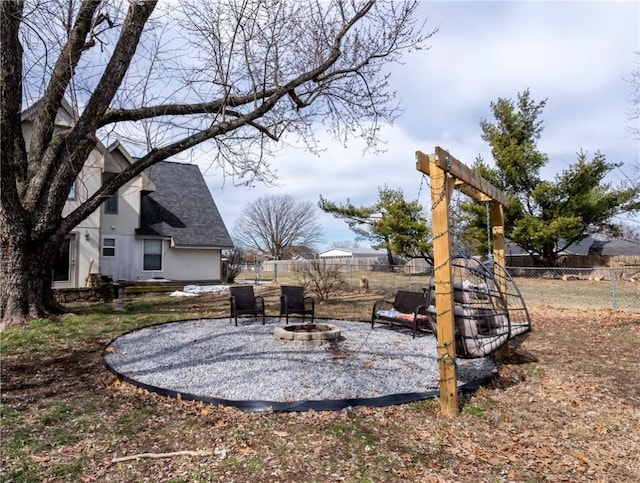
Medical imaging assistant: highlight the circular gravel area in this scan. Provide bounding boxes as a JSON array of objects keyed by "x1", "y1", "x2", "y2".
[{"x1": 104, "y1": 317, "x2": 497, "y2": 411}]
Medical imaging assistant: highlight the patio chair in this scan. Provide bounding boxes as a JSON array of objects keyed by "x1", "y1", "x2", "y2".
[
  {"x1": 229, "y1": 285, "x2": 265, "y2": 326},
  {"x1": 279, "y1": 285, "x2": 315, "y2": 324},
  {"x1": 371, "y1": 290, "x2": 430, "y2": 338}
]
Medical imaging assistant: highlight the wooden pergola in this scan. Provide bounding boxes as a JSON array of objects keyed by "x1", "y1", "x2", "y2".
[{"x1": 416, "y1": 146, "x2": 509, "y2": 417}]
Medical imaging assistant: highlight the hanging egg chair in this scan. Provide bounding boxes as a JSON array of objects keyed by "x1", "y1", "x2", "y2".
[{"x1": 426, "y1": 255, "x2": 531, "y2": 359}]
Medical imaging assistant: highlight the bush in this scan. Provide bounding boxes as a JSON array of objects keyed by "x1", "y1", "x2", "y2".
[
  {"x1": 223, "y1": 247, "x2": 246, "y2": 283},
  {"x1": 299, "y1": 259, "x2": 346, "y2": 303}
]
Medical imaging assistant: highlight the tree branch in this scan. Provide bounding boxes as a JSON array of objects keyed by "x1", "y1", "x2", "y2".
[
  {"x1": 26, "y1": 0, "x2": 157, "y2": 215},
  {"x1": 111, "y1": 450, "x2": 212, "y2": 463},
  {"x1": 27, "y1": 0, "x2": 100, "y2": 169},
  {"x1": 99, "y1": 90, "x2": 277, "y2": 126},
  {"x1": 0, "y1": 0, "x2": 27, "y2": 215},
  {"x1": 74, "y1": 0, "x2": 157, "y2": 136}
]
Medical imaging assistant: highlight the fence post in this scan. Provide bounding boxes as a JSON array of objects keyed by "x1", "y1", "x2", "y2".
[
  {"x1": 350, "y1": 263, "x2": 353, "y2": 290},
  {"x1": 610, "y1": 268, "x2": 617, "y2": 309},
  {"x1": 274, "y1": 263, "x2": 278, "y2": 283}
]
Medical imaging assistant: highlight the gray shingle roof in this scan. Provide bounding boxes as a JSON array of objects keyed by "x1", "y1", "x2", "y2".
[
  {"x1": 138, "y1": 162, "x2": 233, "y2": 248},
  {"x1": 507, "y1": 236, "x2": 640, "y2": 257},
  {"x1": 588, "y1": 238, "x2": 640, "y2": 256}
]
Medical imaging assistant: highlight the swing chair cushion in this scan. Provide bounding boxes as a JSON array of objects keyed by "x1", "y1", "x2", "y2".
[
  {"x1": 371, "y1": 290, "x2": 431, "y2": 338},
  {"x1": 426, "y1": 304, "x2": 511, "y2": 358}
]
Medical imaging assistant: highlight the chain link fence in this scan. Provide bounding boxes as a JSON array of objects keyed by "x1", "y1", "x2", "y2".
[
  {"x1": 505, "y1": 266, "x2": 640, "y2": 312},
  {"x1": 239, "y1": 261, "x2": 640, "y2": 312}
]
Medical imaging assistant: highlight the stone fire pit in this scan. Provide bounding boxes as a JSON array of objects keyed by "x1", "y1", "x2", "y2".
[{"x1": 273, "y1": 323, "x2": 341, "y2": 346}]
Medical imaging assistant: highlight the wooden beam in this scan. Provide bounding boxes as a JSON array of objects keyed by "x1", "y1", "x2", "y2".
[
  {"x1": 434, "y1": 147, "x2": 510, "y2": 207},
  {"x1": 417, "y1": 149, "x2": 510, "y2": 207},
  {"x1": 415, "y1": 150, "x2": 432, "y2": 176},
  {"x1": 416, "y1": 146, "x2": 512, "y2": 416},
  {"x1": 429, "y1": 154, "x2": 458, "y2": 417}
]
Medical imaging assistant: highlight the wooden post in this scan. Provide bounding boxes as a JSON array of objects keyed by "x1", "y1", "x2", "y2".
[
  {"x1": 491, "y1": 202, "x2": 510, "y2": 357},
  {"x1": 416, "y1": 147, "x2": 510, "y2": 417},
  {"x1": 490, "y1": 202, "x2": 506, "y2": 275},
  {"x1": 429, "y1": 152, "x2": 458, "y2": 417}
]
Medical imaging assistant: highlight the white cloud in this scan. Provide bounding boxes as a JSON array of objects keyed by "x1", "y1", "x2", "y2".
[{"x1": 192, "y1": 1, "x2": 639, "y2": 248}]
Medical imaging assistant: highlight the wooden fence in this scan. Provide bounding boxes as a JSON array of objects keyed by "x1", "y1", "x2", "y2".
[
  {"x1": 261, "y1": 257, "x2": 404, "y2": 273},
  {"x1": 506, "y1": 254, "x2": 640, "y2": 268}
]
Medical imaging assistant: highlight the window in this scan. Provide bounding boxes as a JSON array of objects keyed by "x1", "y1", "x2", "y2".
[
  {"x1": 143, "y1": 239, "x2": 162, "y2": 271},
  {"x1": 103, "y1": 172, "x2": 118, "y2": 214},
  {"x1": 104, "y1": 192, "x2": 118, "y2": 214},
  {"x1": 102, "y1": 238, "x2": 115, "y2": 257},
  {"x1": 68, "y1": 181, "x2": 76, "y2": 200}
]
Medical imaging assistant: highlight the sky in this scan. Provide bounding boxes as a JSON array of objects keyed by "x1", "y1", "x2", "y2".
[{"x1": 199, "y1": 1, "x2": 640, "y2": 251}]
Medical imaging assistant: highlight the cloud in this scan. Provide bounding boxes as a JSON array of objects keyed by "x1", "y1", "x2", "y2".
[
  {"x1": 205, "y1": 124, "x2": 431, "y2": 247},
  {"x1": 194, "y1": 1, "x2": 639, "y2": 248}
]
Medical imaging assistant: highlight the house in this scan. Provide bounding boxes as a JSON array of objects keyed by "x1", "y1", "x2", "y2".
[
  {"x1": 22, "y1": 100, "x2": 233, "y2": 288},
  {"x1": 588, "y1": 237, "x2": 640, "y2": 256},
  {"x1": 101, "y1": 159, "x2": 234, "y2": 283},
  {"x1": 282, "y1": 246, "x2": 317, "y2": 260},
  {"x1": 318, "y1": 247, "x2": 387, "y2": 259},
  {"x1": 505, "y1": 236, "x2": 640, "y2": 267},
  {"x1": 316, "y1": 247, "x2": 392, "y2": 271},
  {"x1": 260, "y1": 246, "x2": 317, "y2": 273}
]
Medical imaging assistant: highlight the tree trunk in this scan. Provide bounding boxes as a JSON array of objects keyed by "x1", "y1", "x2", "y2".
[{"x1": 0, "y1": 230, "x2": 62, "y2": 329}]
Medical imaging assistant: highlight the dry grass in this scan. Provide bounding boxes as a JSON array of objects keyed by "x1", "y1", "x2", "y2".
[
  {"x1": 515, "y1": 278, "x2": 639, "y2": 312},
  {"x1": 1, "y1": 285, "x2": 639, "y2": 482},
  {"x1": 243, "y1": 269, "x2": 640, "y2": 312}
]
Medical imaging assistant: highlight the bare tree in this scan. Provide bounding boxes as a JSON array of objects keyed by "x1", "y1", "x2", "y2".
[
  {"x1": 299, "y1": 259, "x2": 346, "y2": 303},
  {"x1": 616, "y1": 221, "x2": 640, "y2": 241},
  {"x1": 222, "y1": 246, "x2": 246, "y2": 283},
  {"x1": 234, "y1": 194, "x2": 323, "y2": 259},
  {"x1": 0, "y1": 0, "x2": 434, "y2": 327},
  {"x1": 627, "y1": 51, "x2": 640, "y2": 140}
]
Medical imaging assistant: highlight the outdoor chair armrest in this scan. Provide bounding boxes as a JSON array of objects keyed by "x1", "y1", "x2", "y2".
[{"x1": 371, "y1": 299, "x2": 393, "y2": 327}]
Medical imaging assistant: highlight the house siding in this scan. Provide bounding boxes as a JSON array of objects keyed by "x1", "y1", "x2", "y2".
[
  {"x1": 23, "y1": 100, "x2": 233, "y2": 289},
  {"x1": 162, "y1": 247, "x2": 222, "y2": 281},
  {"x1": 56, "y1": 138, "x2": 102, "y2": 288},
  {"x1": 100, "y1": 181, "x2": 140, "y2": 234},
  {"x1": 318, "y1": 248, "x2": 387, "y2": 259},
  {"x1": 99, "y1": 234, "x2": 140, "y2": 281},
  {"x1": 100, "y1": 237, "x2": 224, "y2": 282}
]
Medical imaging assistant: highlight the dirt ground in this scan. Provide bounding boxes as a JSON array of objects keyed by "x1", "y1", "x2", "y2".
[{"x1": 1, "y1": 299, "x2": 639, "y2": 482}]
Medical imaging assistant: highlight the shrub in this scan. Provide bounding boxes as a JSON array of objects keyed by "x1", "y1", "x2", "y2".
[{"x1": 299, "y1": 260, "x2": 346, "y2": 302}]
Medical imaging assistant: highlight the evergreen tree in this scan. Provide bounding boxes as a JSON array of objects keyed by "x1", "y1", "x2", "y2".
[
  {"x1": 319, "y1": 186, "x2": 432, "y2": 265},
  {"x1": 467, "y1": 89, "x2": 639, "y2": 265}
]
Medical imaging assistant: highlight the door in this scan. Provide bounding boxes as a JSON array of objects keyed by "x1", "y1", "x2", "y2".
[{"x1": 53, "y1": 233, "x2": 77, "y2": 287}]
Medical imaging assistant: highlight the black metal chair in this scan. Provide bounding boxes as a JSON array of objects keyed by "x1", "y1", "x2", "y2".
[
  {"x1": 279, "y1": 285, "x2": 315, "y2": 324},
  {"x1": 229, "y1": 286, "x2": 265, "y2": 326}
]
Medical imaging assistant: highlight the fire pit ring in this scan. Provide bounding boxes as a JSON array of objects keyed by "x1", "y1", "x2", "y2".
[{"x1": 274, "y1": 323, "x2": 341, "y2": 346}]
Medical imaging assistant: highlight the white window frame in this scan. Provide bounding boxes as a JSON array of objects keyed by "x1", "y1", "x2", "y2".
[
  {"x1": 143, "y1": 239, "x2": 163, "y2": 271},
  {"x1": 102, "y1": 237, "x2": 116, "y2": 257}
]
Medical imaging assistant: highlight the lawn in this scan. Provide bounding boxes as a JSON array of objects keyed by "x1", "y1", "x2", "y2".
[
  {"x1": 243, "y1": 268, "x2": 639, "y2": 312},
  {"x1": 1, "y1": 283, "x2": 639, "y2": 482}
]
